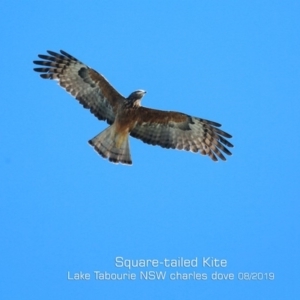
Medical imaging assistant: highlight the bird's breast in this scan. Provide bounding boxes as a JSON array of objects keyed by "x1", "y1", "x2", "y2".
[{"x1": 114, "y1": 107, "x2": 139, "y2": 134}]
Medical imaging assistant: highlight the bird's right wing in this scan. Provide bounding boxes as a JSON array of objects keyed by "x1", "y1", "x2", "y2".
[{"x1": 33, "y1": 50, "x2": 125, "y2": 124}]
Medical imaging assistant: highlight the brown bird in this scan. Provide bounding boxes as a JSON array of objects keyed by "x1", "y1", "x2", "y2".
[{"x1": 33, "y1": 50, "x2": 233, "y2": 165}]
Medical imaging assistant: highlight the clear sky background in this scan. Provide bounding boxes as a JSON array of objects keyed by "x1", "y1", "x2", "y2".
[{"x1": 1, "y1": 0, "x2": 299, "y2": 299}]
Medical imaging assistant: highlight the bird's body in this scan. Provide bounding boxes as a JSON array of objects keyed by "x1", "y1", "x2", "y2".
[{"x1": 33, "y1": 50, "x2": 233, "y2": 165}]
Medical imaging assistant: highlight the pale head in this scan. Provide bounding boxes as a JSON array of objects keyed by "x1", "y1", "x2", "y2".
[{"x1": 126, "y1": 90, "x2": 147, "y2": 107}]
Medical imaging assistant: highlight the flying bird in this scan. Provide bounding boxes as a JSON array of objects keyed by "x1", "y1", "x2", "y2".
[{"x1": 33, "y1": 50, "x2": 233, "y2": 165}]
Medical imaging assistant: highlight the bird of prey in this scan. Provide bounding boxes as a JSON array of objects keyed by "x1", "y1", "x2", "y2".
[{"x1": 33, "y1": 50, "x2": 233, "y2": 165}]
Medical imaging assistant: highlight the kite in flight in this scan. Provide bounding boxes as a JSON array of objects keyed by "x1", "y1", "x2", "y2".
[{"x1": 33, "y1": 50, "x2": 233, "y2": 165}]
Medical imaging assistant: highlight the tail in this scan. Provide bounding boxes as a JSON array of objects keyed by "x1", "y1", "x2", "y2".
[{"x1": 88, "y1": 125, "x2": 132, "y2": 165}]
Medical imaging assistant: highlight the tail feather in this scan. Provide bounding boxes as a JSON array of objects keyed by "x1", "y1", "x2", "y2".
[{"x1": 88, "y1": 126, "x2": 132, "y2": 165}]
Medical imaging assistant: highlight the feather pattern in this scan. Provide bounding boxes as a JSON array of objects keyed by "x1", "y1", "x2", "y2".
[
  {"x1": 33, "y1": 50, "x2": 233, "y2": 164},
  {"x1": 130, "y1": 108, "x2": 233, "y2": 161},
  {"x1": 33, "y1": 50, "x2": 125, "y2": 124}
]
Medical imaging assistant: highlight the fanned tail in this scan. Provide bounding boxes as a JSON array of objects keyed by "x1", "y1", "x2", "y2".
[{"x1": 88, "y1": 126, "x2": 132, "y2": 165}]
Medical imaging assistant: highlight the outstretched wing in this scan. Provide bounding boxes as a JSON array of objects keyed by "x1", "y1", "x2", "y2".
[
  {"x1": 130, "y1": 107, "x2": 233, "y2": 161},
  {"x1": 33, "y1": 50, "x2": 125, "y2": 124}
]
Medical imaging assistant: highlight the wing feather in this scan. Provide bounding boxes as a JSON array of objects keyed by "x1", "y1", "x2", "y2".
[
  {"x1": 33, "y1": 50, "x2": 125, "y2": 124},
  {"x1": 130, "y1": 107, "x2": 233, "y2": 161}
]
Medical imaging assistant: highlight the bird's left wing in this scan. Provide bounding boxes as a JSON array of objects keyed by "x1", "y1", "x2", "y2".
[
  {"x1": 130, "y1": 107, "x2": 233, "y2": 161},
  {"x1": 33, "y1": 50, "x2": 125, "y2": 124}
]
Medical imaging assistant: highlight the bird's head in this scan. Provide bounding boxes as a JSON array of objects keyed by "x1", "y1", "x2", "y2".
[{"x1": 126, "y1": 90, "x2": 146, "y2": 107}]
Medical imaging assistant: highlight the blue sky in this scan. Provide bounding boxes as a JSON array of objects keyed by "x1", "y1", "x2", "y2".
[{"x1": 1, "y1": 0, "x2": 299, "y2": 299}]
